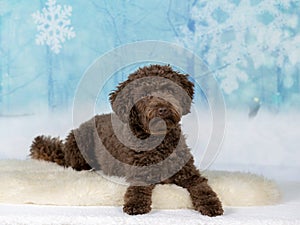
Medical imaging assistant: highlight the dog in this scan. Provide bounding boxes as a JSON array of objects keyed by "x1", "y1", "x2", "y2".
[{"x1": 30, "y1": 64, "x2": 223, "y2": 216}]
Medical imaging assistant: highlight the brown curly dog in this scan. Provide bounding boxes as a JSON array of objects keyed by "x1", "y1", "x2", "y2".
[{"x1": 30, "y1": 64, "x2": 223, "y2": 216}]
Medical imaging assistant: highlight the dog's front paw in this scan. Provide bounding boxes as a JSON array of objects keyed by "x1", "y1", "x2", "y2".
[
  {"x1": 123, "y1": 202, "x2": 151, "y2": 215},
  {"x1": 194, "y1": 197, "x2": 224, "y2": 217}
]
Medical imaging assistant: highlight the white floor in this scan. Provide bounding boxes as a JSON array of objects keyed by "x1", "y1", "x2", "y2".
[{"x1": 0, "y1": 181, "x2": 299, "y2": 225}]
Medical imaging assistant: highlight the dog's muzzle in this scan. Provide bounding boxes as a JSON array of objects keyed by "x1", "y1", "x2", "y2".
[
  {"x1": 149, "y1": 117, "x2": 167, "y2": 135},
  {"x1": 147, "y1": 106, "x2": 181, "y2": 135}
]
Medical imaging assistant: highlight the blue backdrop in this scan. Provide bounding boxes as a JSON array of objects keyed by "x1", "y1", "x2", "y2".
[{"x1": 0, "y1": 0, "x2": 300, "y2": 115}]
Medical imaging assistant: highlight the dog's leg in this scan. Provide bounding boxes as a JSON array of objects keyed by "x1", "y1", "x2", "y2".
[
  {"x1": 123, "y1": 185, "x2": 155, "y2": 215},
  {"x1": 171, "y1": 159, "x2": 223, "y2": 217}
]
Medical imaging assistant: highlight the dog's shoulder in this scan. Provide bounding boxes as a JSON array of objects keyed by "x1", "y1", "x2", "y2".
[{"x1": 75, "y1": 113, "x2": 112, "y2": 135}]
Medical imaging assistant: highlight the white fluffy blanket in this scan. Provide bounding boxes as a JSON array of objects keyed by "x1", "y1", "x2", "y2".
[{"x1": 0, "y1": 160, "x2": 280, "y2": 207}]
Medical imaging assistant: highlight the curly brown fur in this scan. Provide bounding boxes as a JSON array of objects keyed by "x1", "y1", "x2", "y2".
[
  {"x1": 30, "y1": 136, "x2": 65, "y2": 167},
  {"x1": 123, "y1": 185, "x2": 155, "y2": 215},
  {"x1": 30, "y1": 64, "x2": 223, "y2": 217}
]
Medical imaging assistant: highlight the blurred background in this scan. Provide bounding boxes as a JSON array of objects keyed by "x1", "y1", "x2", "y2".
[{"x1": 0, "y1": 0, "x2": 299, "y2": 181}]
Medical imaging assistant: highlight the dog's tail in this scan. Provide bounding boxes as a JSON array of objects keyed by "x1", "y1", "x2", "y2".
[{"x1": 30, "y1": 135, "x2": 66, "y2": 167}]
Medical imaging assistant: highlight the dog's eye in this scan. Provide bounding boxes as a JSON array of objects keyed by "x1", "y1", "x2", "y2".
[
  {"x1": 119, "y1": 106, "x2": 126, "y2": 114},
  {"x1": 143, "y1": 89, "x2": 152, "y2": 96},
  {"x1": 160, "y1": 84, "x2": 176, "y2": 94},
  {"x1": 165, "y1": 87, "x2": 175, "y2": 94},
  {"x1": 168, "y1": 88, "x2": 176, "y2": 94}
]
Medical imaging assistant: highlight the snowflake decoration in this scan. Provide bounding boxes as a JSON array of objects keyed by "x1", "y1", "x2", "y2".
[
  {"x1": 32, "y1": 0, "x2": 75, "y2": 54},
  {"x1": 177, "y1": 0, "x2": 300, "y2": 94}
]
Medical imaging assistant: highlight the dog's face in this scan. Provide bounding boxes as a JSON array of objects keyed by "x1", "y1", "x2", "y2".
[
  {"x1": 109, "y1": 65, "x2": 194, "y2": 136},
  {"x1": 130, "y1": 94, "x2": 181, "y2": 136}
]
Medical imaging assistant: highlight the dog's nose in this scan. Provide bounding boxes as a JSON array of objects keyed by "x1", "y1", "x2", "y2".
[{"x1": 157, "y1": 107, "x2": 169, "y2": 117}]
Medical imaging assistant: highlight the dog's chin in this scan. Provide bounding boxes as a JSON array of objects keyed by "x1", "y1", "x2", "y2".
[
  {"x1": 149, "y1": 130, "x2": 168, "y2": 136},
  {"x1": 148, "y1": 125, "x2": 177, "y2": 136},
  {"x1": 147, "y1": 118, "x2": 177, "y2": 136}
]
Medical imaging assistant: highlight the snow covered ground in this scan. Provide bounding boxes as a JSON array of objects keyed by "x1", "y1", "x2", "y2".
[{"x1": 0, "y1": 192, "x2": 299, "y2": 225}]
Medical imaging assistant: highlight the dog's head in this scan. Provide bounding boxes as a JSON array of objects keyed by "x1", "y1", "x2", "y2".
[{"x1": 109, "y1": 65, "x2": 194, "y2": 136}]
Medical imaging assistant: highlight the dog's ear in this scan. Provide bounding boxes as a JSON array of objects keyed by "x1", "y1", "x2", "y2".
[
  {"x1": 151, "y1": 65, "x2": 194, "y2": 115},
  {"x1": 109, "y1": 79, "x2": 134, "y2": 123},
  {"x1": 175, "y1": 74, "x2": 194, "y2": 115}
]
